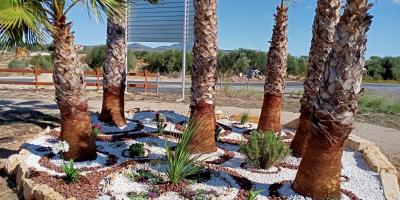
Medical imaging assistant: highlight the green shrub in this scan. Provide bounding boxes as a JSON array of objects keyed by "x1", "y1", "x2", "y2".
[
  {"x1": 129, "y1": 143, "x2": 145, "y2": 157},
  {"x1": 8, "y1": 58, "x2": 28, "y2": 69},
  {"x1": 240, "y1": 112, "x2": 249, "y2": 125},
  {"x1": 163, "y1": 120, "x2": 203, "y2": 184},
  {"x1": 62, "y1": 159, "x2": 79, "y2": 183},
  {"x1": 29, "y1": 55, "x2": 53, "y2": 69},
  {"x1": 126, "y1": 169, "x2": 164, "y2": 184},
  {"x1": 358, "y1": 94, "x2": 400, "y2": 114},
  {"x1": 240, "y1": 131, "x2": 290, "y2": 169}
]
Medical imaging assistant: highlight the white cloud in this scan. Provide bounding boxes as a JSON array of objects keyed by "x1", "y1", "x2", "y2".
[{"x1": 394, "y1": 0, "x2": 400, "y2": 5}]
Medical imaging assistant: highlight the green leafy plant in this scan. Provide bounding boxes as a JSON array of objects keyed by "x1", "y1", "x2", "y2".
[
  {"x1": 240, "y1": 131, "x2": 290, "y2": 169},
  {"x1": 128, "y1": 192, "x2": 147, "y2": 200},
  {"x1": 157, "y1": 122, "x2": 167, "y2": 135},
  {"x1": 61, "y1": 159, "x2": 79, "y2": 183},
  {"x1": 92, "y1": 123, "x2": 103, "y2": 137},
  {"x1": 163, "y1": 120, "x2": 203, "y2": 184},
  {"x1": 248, "y1": 188, "x2": 264, "y2": 200},
  {"x1": 126, "y1": 169, "x2": 164, "y2": 184},
  {"x1": 181, "y1": 188, "x2": 218, "y2": 200},
  {"x1": 129, "y1": 143, "x2": 145, "y2": 157},
  {"x1": 240, "y1": 112, "x2": 249, "y2": 125}
]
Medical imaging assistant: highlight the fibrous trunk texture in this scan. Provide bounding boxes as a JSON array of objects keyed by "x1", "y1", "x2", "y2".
[
  {"x1": 293, "y1": 134, "x2": 344, "y2": 198},
  {"x1": 188, "y1": 0, "x2": 218, "y2": 153},
  {"x1": 290, "y1": 0, "x2": 340, "y2": 157},
  {"x1": 52, "y1": 19, "x2": 96, "y2": 161},
  {"x1": 258, "y1": 5, "x2": 288, "y2": 133},
  {"x1": 293, "y1": 0, "x2": 373, "y2": 199},
  {"x1": 99, "y1": 5, "x2": 127, "y2": 128}
]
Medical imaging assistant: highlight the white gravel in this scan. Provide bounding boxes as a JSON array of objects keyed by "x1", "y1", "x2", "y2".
[
  {"x1": 91, "y1": 115, "x2": 138, "y2": 133},
  {"x1": 19, "y1": 116, "x2": 385, "y2": 200}
]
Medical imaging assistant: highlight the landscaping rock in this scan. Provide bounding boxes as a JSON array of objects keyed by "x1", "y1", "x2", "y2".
[
  {"x1": 380, "y1": 172, "x2": 400, "y2": 200},
  {"x1": 363, "y1": 145, "x2": 398, "y2": 175},
  {"x1": 34, "y1": 184, "x2": 65, "y2": 200},
  {"x1": 346, "y1": 134, "x2": 375, "y2": 151},
  {"x1": 16, "y1": 160, "x2": 29, "y2": 189},
  {"x1": 0, "y1": 159, "x2": 5, "y2": 171},
  {"x1": 282, "y1": 117, "x2": 299, "y2": 130},
  {"x1": 23, "y1": 178, "x2": 36, "y2": 200},
  {"x1": 5, "y1": 154, "x2": 22, "y2": 175}
]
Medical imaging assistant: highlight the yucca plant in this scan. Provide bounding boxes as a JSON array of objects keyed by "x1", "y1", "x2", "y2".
[
  {"x1": 62, "y1": 159, "x2": 79, "y2": 183},
  {"x1": 163, "y1": 120, "x2": 204, "y2": 184},
  {"x1": 240, "y1": 131, "x2": 290, "y2": 169},
  {"x1": 248, "y1": 188, "x2": 264, "y2": 200}
]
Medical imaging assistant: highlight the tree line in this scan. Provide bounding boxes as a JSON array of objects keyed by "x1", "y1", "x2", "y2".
[{"x1": 8, "y1": 47, "x2": 400, "y2": 81}]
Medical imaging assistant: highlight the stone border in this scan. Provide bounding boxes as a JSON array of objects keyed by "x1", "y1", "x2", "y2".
[
  {"x1": 3, "y1": 119, "x2": 399, "y2": 200},
  {"x1": 4, "y1": 149, "x2": 74, "y2": 200},
  {"x1": 345, "y1": 134, "x2": 400, "y2": 200}
]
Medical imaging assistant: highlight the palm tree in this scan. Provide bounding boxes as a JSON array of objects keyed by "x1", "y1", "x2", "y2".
[
  {"x1": 0, "y1": 0, "x2": 123, "y2": 161},
  {"x1": 99, "y1": 0, "x2": 159, "y2": 127},
  {"x1": 293, "y1": 0, "x2": 373, "y2": 198},
  {"x1": 188, "y1": 0, "x2": 218, "y2": 153},
  {"x1": 290, "y1": 0, "x2": 340, "y2": 157},
  {"x1": 99, "y1": 0, "x2": 127, "y2": 127},
  {"x1": 257, "y1": 0, "x2": 288, "y2": 133}
]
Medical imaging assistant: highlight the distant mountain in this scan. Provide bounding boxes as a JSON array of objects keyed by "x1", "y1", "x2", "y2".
[
  {"x1": 123, "y1": 43, "x2": 231, "y2": 52},
  {"x1": 127, "y1": 43, "x2": 154, "y2": 51}
]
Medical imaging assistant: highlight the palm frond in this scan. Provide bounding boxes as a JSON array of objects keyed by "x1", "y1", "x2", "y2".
[
  {"x1": 0, "y1": 0, "x2": 49, "y2": 50},
  {"x1": 79, "y1": 0, "x2": 124, "y2": 23}
]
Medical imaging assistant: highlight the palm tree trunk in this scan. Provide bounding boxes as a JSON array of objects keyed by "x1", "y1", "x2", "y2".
[
  {"x1": 293, "y1": 0, "x2": 373, "y2": 198},
  {"x1": 290, "y1": 0, "x2": 340, "y2": 157},
  {"x1": 99, "y1": 5, "x2": 127, "y2": 128},
  {"x1": 52, "y1": 18, "x2": 96, "y2": 161},
  {"x1": 188, "y1": 0, "x2": 218, "y2": 153},
  {"x1": 258, "y1": 3, "x2": 288, "y2": 133}
]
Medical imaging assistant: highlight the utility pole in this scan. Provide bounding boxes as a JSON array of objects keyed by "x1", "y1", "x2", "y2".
[{"x1": 177, "y1": 0, "x2": 189, "y2": 102}]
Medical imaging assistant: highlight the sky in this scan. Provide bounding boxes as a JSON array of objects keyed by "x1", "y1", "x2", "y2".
[{"x1": 68, "y1": 0, "x2": 400, "y2": 57}]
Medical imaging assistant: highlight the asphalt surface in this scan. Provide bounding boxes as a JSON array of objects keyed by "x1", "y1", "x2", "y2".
[{"x1": 1, "y1": 77, "x2": 400, "y2": 95}]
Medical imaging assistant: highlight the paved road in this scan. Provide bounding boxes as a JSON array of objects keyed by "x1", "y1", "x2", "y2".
[{"x1": 1, "y1": 77, "x2": 400, "y2": 95}]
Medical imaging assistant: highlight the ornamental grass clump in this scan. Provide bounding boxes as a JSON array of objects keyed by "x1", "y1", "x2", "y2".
[
  {"x1": 163, "y1": 120, "x2": 203, "y2": 184},
  {"x1": 240, "y1": 131, "x2": 290, "y2": 169}
]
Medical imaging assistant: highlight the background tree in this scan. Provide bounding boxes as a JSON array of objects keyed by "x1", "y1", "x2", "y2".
[
  {"x1": 293, "y1": 0, "x2": 372, "y2": 198},
  {"x1": 257, "y1": 0, "x2": 288, "y2": 132},
  {"x1": 188, "y1": 0, "x2": 218, "y2": 153},
  {"x1": 290, "y1": 0, "x2": 340, "y2": 157},
  {"x1": 0, "y1": 0, "x2": 123, "y2": 161}
]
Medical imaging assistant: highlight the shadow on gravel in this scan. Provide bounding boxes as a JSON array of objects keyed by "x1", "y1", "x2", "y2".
[
  {"x1": 0, "y1": 148, "x2": 18, "y2": 159},
  {"x1": 0, "y1": 108, "x2": 60, "y2": 129}
]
